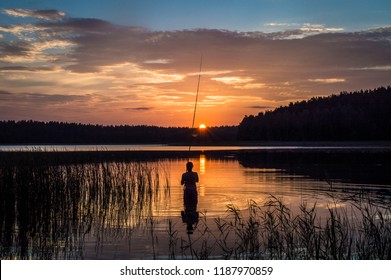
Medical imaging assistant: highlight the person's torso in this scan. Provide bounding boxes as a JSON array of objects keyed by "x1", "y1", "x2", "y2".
[{"x1": 182, "y1": 171, "x2": 198, "y2": 188}]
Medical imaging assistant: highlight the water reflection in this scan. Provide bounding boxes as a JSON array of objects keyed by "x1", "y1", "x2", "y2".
[
  {"x1": 181, "y1": 188, "x2": 199, "y2": 234},
  {"x1": 237, "y1": 151, "x2": 391, "y2": 206},
  {"x1": 1, "y1": 150, "x2": 391, "y2": 259},
  {"x1": 199, "y1": 154, "x2": 206, "y2": 175},
  {"x1": 180, "y1": 161, "x2": 200, "y2": 234}
]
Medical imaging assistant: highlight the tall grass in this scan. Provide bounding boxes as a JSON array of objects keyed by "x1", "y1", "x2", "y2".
[
  {"x1": 169, "y1": 195, "x2": 391, "y2": 260},
  {"x1": 0, "y1": 153, "x2": 168, "y2": 259}
]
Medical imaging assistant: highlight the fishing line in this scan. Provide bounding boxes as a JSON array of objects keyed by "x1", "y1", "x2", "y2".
[{"x1": 188, "y1": 55, "x2": 203, "y2": 153}]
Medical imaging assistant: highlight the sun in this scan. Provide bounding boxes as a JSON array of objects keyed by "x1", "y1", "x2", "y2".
[{"x1": 199, "y1": 123, "x2": 206, "y2": 129}]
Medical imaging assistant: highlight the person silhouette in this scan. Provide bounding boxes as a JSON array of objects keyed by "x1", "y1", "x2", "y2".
[
  {"x1": 181, "y1": 162, "x2": 199, "y2": 234},
  {"x1": 181, "y1": 162, "x2": 199, "y2": 190}
]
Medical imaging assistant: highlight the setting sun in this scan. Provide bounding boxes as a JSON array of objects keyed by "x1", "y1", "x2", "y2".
[{"x1": 199, "y1": 124, "x2": 207, "y2": 129}]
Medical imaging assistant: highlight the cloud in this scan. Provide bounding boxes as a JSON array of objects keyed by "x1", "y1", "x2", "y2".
[
  {"x1": 0, "y1": 89, "x2": 88, "y2": 103},
  {"x1": 1, "y1": 13, "x2": 391, "y2": 125},
  {"x1": 78, "y1": 27, "x2": 390, "y2": 77},
  {"x1": 211, "y1": 76, "x2": 267, "y2": 89},
  {"x1": 7, "y1": 17, "x2": 388, "y2": 78},
  {"x1": 0, "y1": 41, "x2": 32, "y2": 56},
  {"x1": 3, "y1": 8, "x2": 65, "y2": 20},
  {"x1": 124, "y1": 107, "x2": 154, "y2": 111},
  {"x1": 0, "y1": 24, "x2": 48, "y2": 42},
  {"x1": 211, "y1": 76, "x2": 254, "y2": 85},
  {"x1": 144, "y1": 59, "x2": 171, "y2": 64},
  {"x1": 265, "y1": 22, "x2": 297, "y2": 27},
  {"x1": 0, "y1": 66, "x2": 53, "y2": 72},
  {"x1": 264, "y1": 22, "x2": 344, "y2": 39},
  {"x1": 368, "y1": 26, "x2": 391, "y2": 31},
  {"x1": 351, "y1": 65, "x2": 391, "y2": 71},
  {"x1": 0, "y1": 89, "x2": 100, "y2": 123},
  {"x1": 0, "y1": 90, "x2": 13, "y2": 96},
  {"x1": 235, "y1": 83, "x2": 266, "y2": 90},
  {"x1": 248, "y1": 105, "x2": 272, "y2": 110},
  {"x1": 308, "y1": 78, "x2": 346, "y2": 83},
  {"x1": 300, "y1": 23, "x2": 344, "y2": 33}
]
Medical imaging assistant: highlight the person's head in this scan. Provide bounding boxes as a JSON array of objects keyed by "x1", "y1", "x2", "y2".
[{"x1": 186, "y1": 161, "x2": 193, "y2": 172}]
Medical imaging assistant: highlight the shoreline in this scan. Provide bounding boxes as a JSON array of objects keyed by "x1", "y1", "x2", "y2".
[
  {"x1": 1, "y1": 142, "x2": 391, "y2": 153},
  {"x1": 1, "y1": 145, "x2": 391, "y2": 166}
]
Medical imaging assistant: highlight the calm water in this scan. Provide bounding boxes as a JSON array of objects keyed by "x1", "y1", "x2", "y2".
[
  {"x1": 1, "y1": 144, "x2": 390, "y2": 152},
  {"x1": 0, "y1": 144, "x2": 264, "y2": 152},
  {"x1": 1, "y1": 147, "x2": 391, "y2": 259}
]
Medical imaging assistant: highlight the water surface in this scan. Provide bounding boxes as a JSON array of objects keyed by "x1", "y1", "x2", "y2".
[
  {"x1": 1, "y1": 147, "x2": 390, "y2": 259},
  {"x1": 1, "y1": 144, "x2": 390, "y2": 152}
]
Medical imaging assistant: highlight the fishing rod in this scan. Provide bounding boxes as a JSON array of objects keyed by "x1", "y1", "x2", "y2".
[{"x1": 188, "y1": 55, "x2": 203, "y2": 153}]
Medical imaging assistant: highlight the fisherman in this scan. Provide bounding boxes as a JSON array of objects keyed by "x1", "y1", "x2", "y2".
[
  {"x1": 181, "y1": 162, "x2": 198, "y2": 189},
  {"x1": 181, "y1": 162, "x2": 199, "y2": 234}
]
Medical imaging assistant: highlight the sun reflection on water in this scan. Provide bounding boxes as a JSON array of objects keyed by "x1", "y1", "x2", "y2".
[{"x1": 199, "y1": 154, "x2": 206, "y2": 175}]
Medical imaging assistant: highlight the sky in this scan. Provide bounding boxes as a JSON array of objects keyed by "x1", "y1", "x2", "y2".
[{"x1": 1, "y1": 1, "x2": 391, "y2": 127}]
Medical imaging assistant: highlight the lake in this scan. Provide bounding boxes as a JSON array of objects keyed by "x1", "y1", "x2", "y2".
[
  {"x1": 1, "y1": 145, "x2": 391, "y2": 259},
  {"x1": 1, "y1": 143, "x2": 390, "y2": 152}
]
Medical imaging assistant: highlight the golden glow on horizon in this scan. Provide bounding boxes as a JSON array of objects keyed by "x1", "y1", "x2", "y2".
[{"x1": 199, "y1": 123, "x2": 206, "y2": 129}]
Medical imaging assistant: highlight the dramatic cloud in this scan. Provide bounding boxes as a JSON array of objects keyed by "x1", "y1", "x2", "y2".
[{"x1": 1, "y1": 11, "x2": 391, "y2": 125}]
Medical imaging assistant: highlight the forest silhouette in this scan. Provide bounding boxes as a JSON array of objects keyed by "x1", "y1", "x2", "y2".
[
  {"x1": 1, "y1": 86, "x2": 390, "y2": 144},
  {"x1": 0, "y1": 121, "x2": 237, "y2": 144},
  {"x1": 238, "y1": 86, "x2": 391, "y2": 141}
]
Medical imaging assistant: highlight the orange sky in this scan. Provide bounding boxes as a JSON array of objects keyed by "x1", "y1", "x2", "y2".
[{"x1": 1, "y1": 8, "x2": 391, "y2": 127}]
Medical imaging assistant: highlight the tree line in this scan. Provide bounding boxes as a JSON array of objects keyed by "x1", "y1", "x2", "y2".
[
  {"x1": 0, "y1": 120, "x2": 237, "y2": 144},
  {"x1": 238, "y1": 86, "x2": 391, "y2": 141},
  {"x1": 1, "y1": 86, "x2": 390, "y2": 144}
]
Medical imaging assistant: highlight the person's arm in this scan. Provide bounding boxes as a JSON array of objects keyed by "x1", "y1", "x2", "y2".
[
  {"x1": 181, "y1": 173, "x2": 185, "y2": 185},
  {"x1": 195, "y1": 172, "x2": 199, "y2": 183}
]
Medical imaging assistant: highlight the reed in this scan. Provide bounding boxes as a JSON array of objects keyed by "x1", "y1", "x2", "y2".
[
  {"x1": 0, "y1": 153, "x2": 168, "y2": 259},
  {"x1": 168, "y1": 195, "x2": 391, "y2": 260}
]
